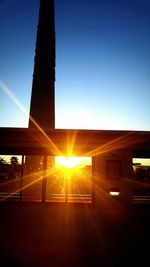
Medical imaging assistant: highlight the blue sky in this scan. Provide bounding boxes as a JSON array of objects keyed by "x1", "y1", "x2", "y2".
[{"x1": 0, "y1": 0, "x2": 150, "y2": 130}]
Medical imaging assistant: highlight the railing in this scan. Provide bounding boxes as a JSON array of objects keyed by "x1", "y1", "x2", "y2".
[{"x1": 133, "y1": 195, "x2": 150, "y2": 204}]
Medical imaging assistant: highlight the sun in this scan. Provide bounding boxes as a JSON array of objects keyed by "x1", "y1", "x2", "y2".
[
  {"x1": 56, "y1": 156, "x2": 82, "y2": 169},
  {"x1": 55, "y1": 156, "x2": 91, "y2": 169}
]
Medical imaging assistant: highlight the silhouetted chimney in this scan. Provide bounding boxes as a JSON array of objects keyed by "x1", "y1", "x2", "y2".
[{"x1": 29, "y1": 0, "x2": 55, "y2": 129}]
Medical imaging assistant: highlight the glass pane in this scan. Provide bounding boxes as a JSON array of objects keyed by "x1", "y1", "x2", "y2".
[
  {"x1": 22, "y1": 156, "x2": 43, "y2": 201},
  {"x1": 0, "y1": 155, "x2": 22, "y2": 201},
  {"x1": 46, "y1": 156, "x2": 65, "y2": 202},
  {"x1": 46, "y1": 156, "x2": 92, "y2": 203},
  {"x1": 67, "y1": 162, "x2": 92, "y2": 203},
  {"x1": 133, "y1": 158, "x2": 150, "y2": 196}
]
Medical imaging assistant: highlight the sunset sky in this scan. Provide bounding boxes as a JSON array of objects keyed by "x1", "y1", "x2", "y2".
[{"x1": 0, "y1": 0, "x2": 150, "y2": 130}]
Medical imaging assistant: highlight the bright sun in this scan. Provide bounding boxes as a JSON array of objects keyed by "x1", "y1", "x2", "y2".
[
  {"x1": 56, "y1": 156, "x2": 81, "y2": 169},
  {"x1": 55, "y1": 156, "x2": 91, "y2": 169}
]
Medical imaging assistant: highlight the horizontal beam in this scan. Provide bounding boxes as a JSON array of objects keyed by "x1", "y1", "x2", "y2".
[{"x1": 0, "y1": 128, "x2": 150, "y2": 156}]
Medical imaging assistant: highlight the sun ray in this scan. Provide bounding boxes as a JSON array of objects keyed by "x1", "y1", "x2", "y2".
[
  {"x1": 0, "y1": 79, "x2": 62, "y2": 156},
  {"x1": 66, "y1": 129, "x2": 79, "y2": 156},
  {"x1": 0, "y1": 164, "x2": 58, "y2": 202},
  {"x1": 83, "y1": 132, "x2": 144, "y2": 157}
]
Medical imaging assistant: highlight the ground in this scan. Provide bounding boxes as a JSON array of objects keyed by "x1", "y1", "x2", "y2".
[{"x1": 0, "y1": 199, "x2": 149, "y2": 267}]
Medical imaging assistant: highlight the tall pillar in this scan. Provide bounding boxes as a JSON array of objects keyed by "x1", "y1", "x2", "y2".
[{"x1": 29, "y1": 0, "x2": 55, "y2": 129}]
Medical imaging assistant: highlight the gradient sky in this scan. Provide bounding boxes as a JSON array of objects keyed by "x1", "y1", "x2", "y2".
[{"x1": 0, "y1": 0, "x2": 150, "y2": 130}]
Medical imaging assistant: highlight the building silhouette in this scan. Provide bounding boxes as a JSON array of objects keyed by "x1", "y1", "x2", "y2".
[{"x1": 0, "y1": 0, "x2": 150, "y2": 204}]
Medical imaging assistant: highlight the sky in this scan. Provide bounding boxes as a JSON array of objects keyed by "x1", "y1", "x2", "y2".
[{"x1": 0, "y1": 0, "x2": 150, "y2": 131}]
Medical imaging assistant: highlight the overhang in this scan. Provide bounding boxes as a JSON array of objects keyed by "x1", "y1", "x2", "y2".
[{"x1": 0, "y1": 127, "x2": 150, "y2": 156}]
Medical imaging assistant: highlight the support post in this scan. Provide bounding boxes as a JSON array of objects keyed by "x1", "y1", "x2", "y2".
[{"x1": 42, "y1": 156, "x2": 47, "y2": 202}]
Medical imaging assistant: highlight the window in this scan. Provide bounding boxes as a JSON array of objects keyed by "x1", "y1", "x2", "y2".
[
  {"x1": 106, "y1": 160, "x2": 122, "y2": 180},
  {"x1": 0, "y1": 155, "x2": 93, "y2": 203}
]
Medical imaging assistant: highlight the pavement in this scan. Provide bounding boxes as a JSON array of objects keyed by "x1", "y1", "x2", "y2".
[{"x1": 0, "y1": 200, "x2": 149, "y2": 267}]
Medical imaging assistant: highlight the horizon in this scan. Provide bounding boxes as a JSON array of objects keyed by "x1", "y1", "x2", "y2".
[{"x1": 1, "y1": 155, "x2": 150, "y2": 167}]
